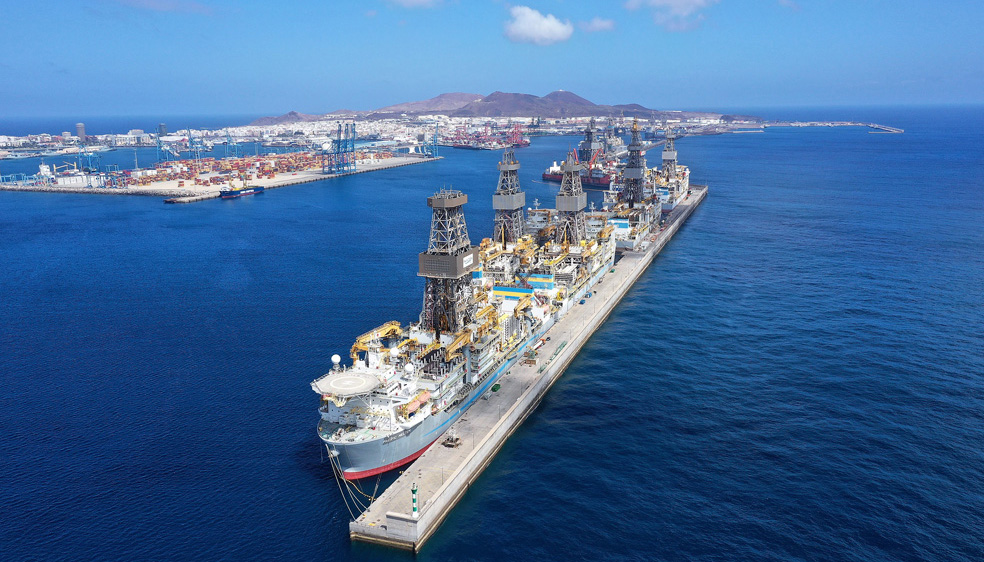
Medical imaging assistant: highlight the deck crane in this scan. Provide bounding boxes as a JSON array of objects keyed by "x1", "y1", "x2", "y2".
[
  {"x1": 587, "y1": 147, "x2": 604, "y2": 171},
  {"x1": 350, "y1": 321, "x2": 403, "y2": 360},
  {"x1": 443, "y1": 329, "x2": 472, "y2": 362}
]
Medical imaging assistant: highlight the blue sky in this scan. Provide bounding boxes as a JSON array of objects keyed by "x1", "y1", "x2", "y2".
[{"x1": 1, "y1": 0, "x2": 981, "y2": 117}]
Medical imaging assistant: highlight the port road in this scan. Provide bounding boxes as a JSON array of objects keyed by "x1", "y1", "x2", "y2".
[{"x1": 348, "y1": 186, "x2": 708, "y2": 551}]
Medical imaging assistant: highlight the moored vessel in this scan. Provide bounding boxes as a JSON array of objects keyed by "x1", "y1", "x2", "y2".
[
  {"x1": 219, "y1": 184, "x2": 264, "y2": 199},
  {"x1": 541, "y1": 117, "x2": 623, "y2": 188},
  {"x1": 313, "y1": 135, "x2": 688, "y2": 480},
  {"x1": 313, "y1": 150, "x2": 615, "y2": 479}
]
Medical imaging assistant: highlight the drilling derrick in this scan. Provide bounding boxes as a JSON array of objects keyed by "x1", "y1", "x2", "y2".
[
  {"x1": 492, "y1": 149, "x2": 526, "y2": 245},
  {"x1": 418, "y1": 190, "x2": 480, "y2": 339},
  {"x1": 577, "y1": 117, "x2": 602, "y2": 164},
  {"x1": 554, "y1": 151, "x2": 587, "y2": 245},
  {"x1": 662, "y1": 130, "x2": 678, "y2": 180},
  {"x1": 621, "y1": 118, "x2": 646, "y2": 207}
]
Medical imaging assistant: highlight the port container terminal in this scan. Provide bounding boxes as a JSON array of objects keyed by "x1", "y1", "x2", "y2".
[
  {"x1": 347, "y1": 184, "x2": 707, "y2": 551},
  {"x1": 0, "y1": 116, "x2": 899, "y2": 202},
  {"x1": 0, "y1": 151, "x2": 441, "y2": 202}
]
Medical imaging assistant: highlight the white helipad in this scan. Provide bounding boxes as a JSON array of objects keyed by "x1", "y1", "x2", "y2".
[{"x1": 311, "y1": 371, "x2": 381, "y2": 397}]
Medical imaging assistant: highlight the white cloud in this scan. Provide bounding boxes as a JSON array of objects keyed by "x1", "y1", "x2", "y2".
[
  {"x1": 366, "y1": 9, "x2": 378, "y2": 17},
  {"x1": 504, "y1": 6, "x2": 574, "y2": 46},
  {"x1": 778, "y1": 0, "x2": 800, "y2": 10},
  {"x1": 580, "y1": 17, "x2": 615, "y2": 32},
  {"x1": 624, "y1": 0, "x2": 718, "y2": 31}
]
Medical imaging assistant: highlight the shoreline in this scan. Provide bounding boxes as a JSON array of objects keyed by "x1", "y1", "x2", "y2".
[{"x1": 0, "y1": 155, "x2": 441, "y2": 201}]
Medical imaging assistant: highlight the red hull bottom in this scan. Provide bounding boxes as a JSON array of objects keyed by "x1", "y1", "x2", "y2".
[{"x1": 342, "y1": 438, "x2": 440, "y2": 480}]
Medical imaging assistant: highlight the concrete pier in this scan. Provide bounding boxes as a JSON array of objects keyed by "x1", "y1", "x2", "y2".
[
  {"x1": 767, "y1": 121, "x2": 903, "y2": 133},
  {"x1": 253, "y1": 155, "x2": 442, "y2": 192},
  {"x1": 348, "y1": 185, "x2": 708, "y2": 551},
  {"x1": 164, "y1": 193, "x2": 220, "y2": 204}
]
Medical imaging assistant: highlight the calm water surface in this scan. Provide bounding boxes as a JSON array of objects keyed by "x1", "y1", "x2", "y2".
[{"x1": 1, "y1": 106, "x2": 982, "y2": 561}]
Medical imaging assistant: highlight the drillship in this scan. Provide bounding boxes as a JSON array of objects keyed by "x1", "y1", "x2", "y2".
[
  {"x1": 542, "y1": 117, "x2": 625, "y2": 187},
  {"x1": 312, "y1": 128, "x2": 681, "y2": 479},
  {"x1": 650, "y1": 131, "x2": 690, "y2": 213}
]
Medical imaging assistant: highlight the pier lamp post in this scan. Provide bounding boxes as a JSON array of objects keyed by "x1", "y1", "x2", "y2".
[{"x1": 412, "y1": 483, "x2": 419, "y2": 519}]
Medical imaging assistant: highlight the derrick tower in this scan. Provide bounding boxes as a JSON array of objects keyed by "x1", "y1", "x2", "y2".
[
  {"x1": 554, "y1": 151, "x2": 587, "y2": 245},
  {"x1": 621, "y1": 118, "x2": 647, "y2": 207},
  {"x1": 418, "y1": 190, "x2": 480, "y2": 339},
  {"x1": 662, "y1": 130, "x2": 678, "y2": 180},
  {"x1": 492, "y1": 149, "x2": 525, "y2": 245},
  {"x1": 577, "y1": 117, "x2": 601, "y2": 163}
]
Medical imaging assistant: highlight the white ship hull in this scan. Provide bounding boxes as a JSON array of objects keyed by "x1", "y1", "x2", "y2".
[{"x1": 320, "y1": 315, "x2": 559, "y2": 479}]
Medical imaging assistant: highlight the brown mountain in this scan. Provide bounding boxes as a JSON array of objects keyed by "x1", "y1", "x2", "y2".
[
  {"x1": 246, "y1": 90, "x2": 760, "y2": 126},
  {"x1": 364, "y1": 90, "x2": 659, "y2": 119},
  {"x1": 450, "y1": 91, "x2": 553, "y2": 117},
  {"x1": 542, "y1": 90, "x2": 596, "y2": 109},
  {"x1": 373, "y1": 92, "x2": 483, "y2": 115},
  {"x1": 249, "y1": 111, "x2": 323, "y2": 126},
  {"x1": 450, "y1": 90, "x2": 669, "y2": 119}
]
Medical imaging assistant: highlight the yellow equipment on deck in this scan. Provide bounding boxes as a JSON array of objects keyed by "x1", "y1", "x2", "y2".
[{"x1": 350, "y1": 321, "x2": 402, "y2": 360}]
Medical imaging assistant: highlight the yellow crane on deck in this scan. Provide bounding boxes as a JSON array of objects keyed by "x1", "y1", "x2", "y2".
[
  {"x1": 444, "y1": 329, "x2": 472, "y2": 362},
  {"x1": 350, "y1": 321, "x2": 402, "y2": 361}
]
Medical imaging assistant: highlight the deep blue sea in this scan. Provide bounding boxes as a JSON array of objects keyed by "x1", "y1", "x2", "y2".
[{"x1": 1, "y1": 106, "x2": 982, "y2": 561}]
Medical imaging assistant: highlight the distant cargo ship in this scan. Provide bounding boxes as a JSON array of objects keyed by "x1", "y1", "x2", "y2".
[
  {"x1": 542, "y1": 117, "x2": 623, "y2": 188},
  {"x1": 220, "y1": 185, "x2": 264, "y2": 199},
  {"x1": 452, "y1": 139, "x2": 512, "y2": 151},
  {"x1": 541, "y1": 164, "x2": 614, "y2": 187}
]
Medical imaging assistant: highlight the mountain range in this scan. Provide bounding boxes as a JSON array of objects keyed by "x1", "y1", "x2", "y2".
[{"x1": 248, "y1": 91, "x2": 757, "y2": 125}]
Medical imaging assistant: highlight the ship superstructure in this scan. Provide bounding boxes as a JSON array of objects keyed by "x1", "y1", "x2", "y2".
[
  {"x1": 542, "y1": 118, "x2": 625, "y2": 188},
  {"x1": 492, "y1": 149, "x2": 525, "y2": 245},
  {"x1": 620, "y1": 119, "x2": 647, "y2": 206},
  {"x1": 585, "y1": 119, "x2": 665, "y2": 250},
  {"x1": 576, "y1": 118, "x2": 604, "y2": 164},
  {"x1": 554, "y1": 151, "x2": 587, "y2": 245},
  {"x1": 311, "y1": 140, "x2": 697, "y2": 480},
  {"x1": 311, "y1": 161, "x2": 615, "y2": 480},
  {"x1": 602, "y1": 120, "x2": 628, "y2": 158},
  {"x1": 652, "y1": 130, "x2": 691, "y2": 213}
]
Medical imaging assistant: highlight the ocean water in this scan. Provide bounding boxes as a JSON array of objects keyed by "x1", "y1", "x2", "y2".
[{"x1": 1, "y1": 106, "x2": 982, "y2": 561}]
